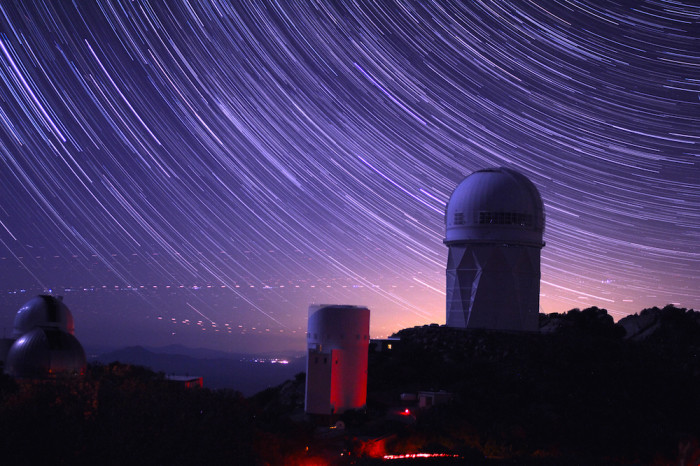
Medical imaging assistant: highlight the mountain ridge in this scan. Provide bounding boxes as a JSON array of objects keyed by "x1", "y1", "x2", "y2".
[{"x1": 92, "y1": 344, "x2": 305, "y2": 395}]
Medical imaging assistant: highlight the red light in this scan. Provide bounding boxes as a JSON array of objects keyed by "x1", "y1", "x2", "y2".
[{"x1": 384, "y1": 453, "x2": 460, "y2": 460}]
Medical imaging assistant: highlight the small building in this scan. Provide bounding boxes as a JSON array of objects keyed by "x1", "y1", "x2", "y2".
[
  {"x1": 166, "y1": 375, "x2": 204, "y2": 389},
  {"x1": 370, "y1": 337, "x2": 400, "y2": 353},
  {"x1": 418, "y1": 390, "x2": 453, "y2": 409}
]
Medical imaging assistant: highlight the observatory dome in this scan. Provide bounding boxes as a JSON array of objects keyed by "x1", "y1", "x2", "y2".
[
  {"x1": 5, "y1": 327, "x2": 86, "y2": 378},
  {"x1": 12, "y1": 295, "x2": 75, "y2": 338},
  {"x1": 444, "y1": 167, "x2": 544, "y2": 246}
]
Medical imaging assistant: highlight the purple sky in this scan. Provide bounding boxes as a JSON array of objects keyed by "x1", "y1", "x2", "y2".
[{"x1": 0, "y1": 2, "x2": 697, "y2": 352}]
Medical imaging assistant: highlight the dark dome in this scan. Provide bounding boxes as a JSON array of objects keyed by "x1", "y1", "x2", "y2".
[
  {"x1": 444, "y1": 167, "x2": 545, "y2": 246},
  {"x1": 5, "y1": 327, "x2": 86, "y2": 378},
  {"x1": 12, "y1": 295, "x2": 75, "y2": 338}
]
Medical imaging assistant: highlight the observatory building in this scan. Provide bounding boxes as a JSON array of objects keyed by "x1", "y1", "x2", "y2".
[
  {"x1": 1, "y1": 295, "x2": 86, "y2": 378},
  {"x1": 305, "y1": 305, "x2": 370, "y2": 416},
  {"x1": 444, "y1": 167, "x2": 545, "y2": 332}
]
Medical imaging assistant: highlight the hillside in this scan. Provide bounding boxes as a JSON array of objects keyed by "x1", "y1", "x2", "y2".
[
  {"x1": 254, "y1": 305, "x2": 700, "y2": 463},
  {"x1": 93, "y1": 345, "x2": 306, "y2": 395},
  {"x1": 359, "y1": 305, "x2": 700, "y2": 463},
  {"x1": 0, "y1": 305, "x2": 697, "y2": 464}
]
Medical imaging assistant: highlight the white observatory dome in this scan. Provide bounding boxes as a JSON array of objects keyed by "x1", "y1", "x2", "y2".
[
  {"x1": 12, "y1": 295, "x2": 75, "y2": 338},
  {"x1": 444, "y1": 167, "x2": 544, "y2": 246}
]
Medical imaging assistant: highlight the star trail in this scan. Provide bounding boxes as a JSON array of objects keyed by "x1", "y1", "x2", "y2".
[{"x1": 0, "y1": 1, "x2": 697, "y2": 351}]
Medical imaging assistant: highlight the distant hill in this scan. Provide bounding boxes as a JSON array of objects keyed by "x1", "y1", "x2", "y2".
[
  {"x1": 136, "y1": 344, "x2": 305, "y2": 361},
  {"x1": 359, "y1": 305, "x2": 700, "y2": 463},
  {"x1": 93, "y1": 345, "x2": 306, "y2": 396},
  {"x1": 618, "y1": 304, "x2": 700, "y2": 345},
  {"x1": 539, "y1": 304, "x2": 700, "y2": 342}
]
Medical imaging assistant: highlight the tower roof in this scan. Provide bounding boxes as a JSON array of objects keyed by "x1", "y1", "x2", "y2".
[{"x1": 444, "y1": 167, "x2": 544, "y2": 246}]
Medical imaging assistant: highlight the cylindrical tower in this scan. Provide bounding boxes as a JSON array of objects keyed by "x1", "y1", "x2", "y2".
[
  {"x1": 444, "y1": 167, "x2": 545, "y2": 331},
  {"x1": 305, "y1": 304, "x2": 370, "y2": 416}
]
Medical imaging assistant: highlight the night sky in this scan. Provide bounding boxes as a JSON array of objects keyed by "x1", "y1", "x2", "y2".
[{"x1": 0, "y1": 1, "x2": 697, "y2": 352}]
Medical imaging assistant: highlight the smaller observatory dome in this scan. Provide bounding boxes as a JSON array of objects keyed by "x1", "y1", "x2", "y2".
[
  {"x1": 5, "y1": 327, "x2": 86, "y2": 378},
  {"x1": 12, "y1": 295, "x2": 75, "y2": 338},
  {"x1": 444, "y1": 167, "x2": 545, "y2": 246}
]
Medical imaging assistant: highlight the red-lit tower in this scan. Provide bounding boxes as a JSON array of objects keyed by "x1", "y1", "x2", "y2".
[{"x1": 305, "y1": 305, "x2": 370, "y2": 416}]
